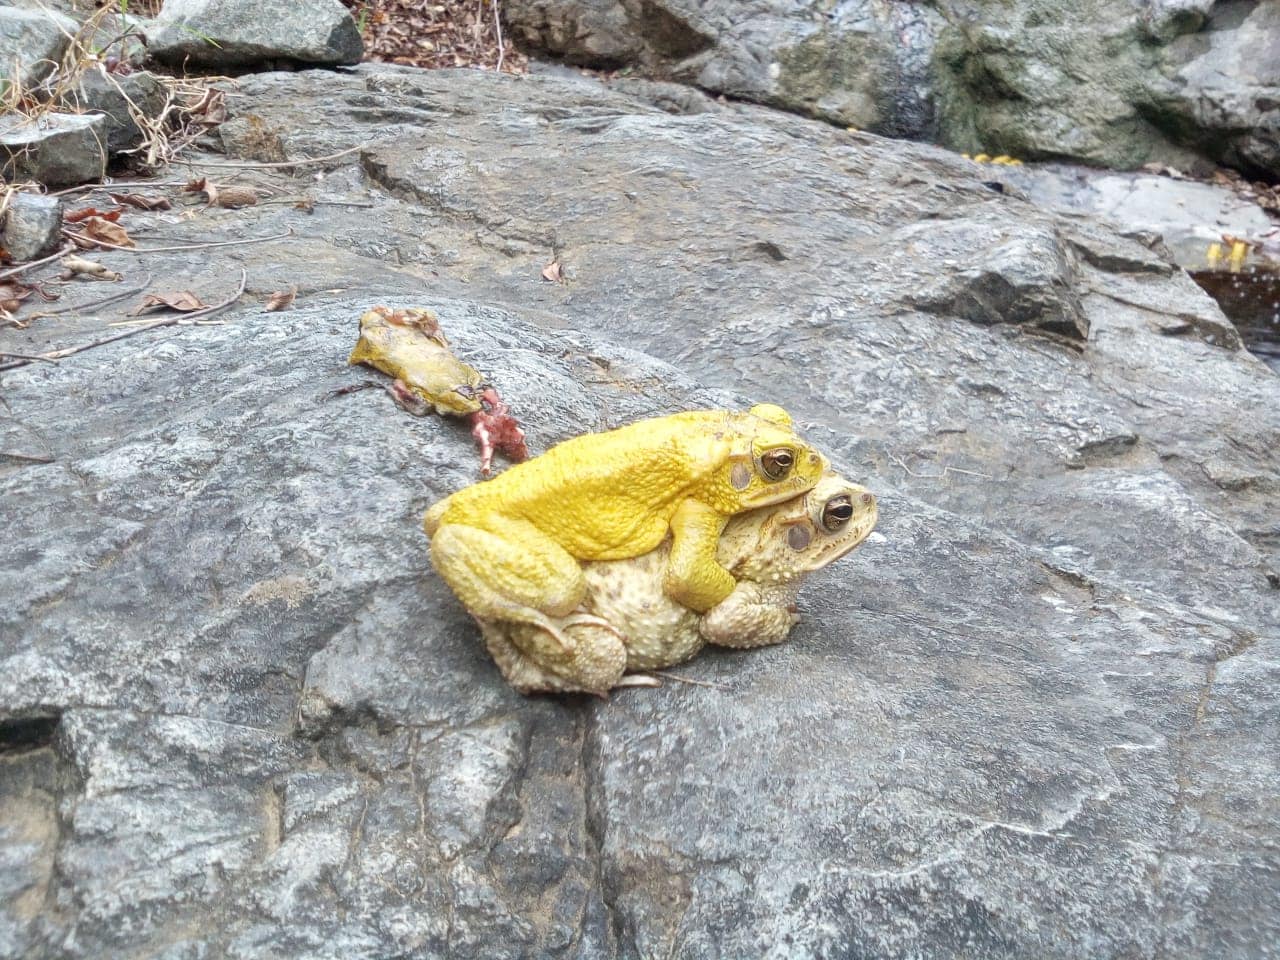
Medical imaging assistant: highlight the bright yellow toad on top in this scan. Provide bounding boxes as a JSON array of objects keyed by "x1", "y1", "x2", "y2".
[{"x1": 424, "y1": 404, "x2": 828, "y2": 647}]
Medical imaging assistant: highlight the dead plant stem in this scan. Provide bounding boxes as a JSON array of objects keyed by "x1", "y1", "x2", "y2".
[{"x1": 60, "y1": 228, "x2": 293, "y2": 254}]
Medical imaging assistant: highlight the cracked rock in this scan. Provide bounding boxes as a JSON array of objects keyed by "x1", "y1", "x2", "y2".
[
  {"x1": 0, "y1": 192, "x2": 62, "y2": 261},
  {"x1": 0, "y1": 112, "x2": 108, "y2": 187}
]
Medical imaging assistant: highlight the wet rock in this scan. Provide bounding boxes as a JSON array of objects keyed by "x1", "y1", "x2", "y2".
[
  {"x1": 0, "y1": 192, "x2": 62, "y2": 260},
  {"x1": 0, "y1": 112, "x2": 107, "y2": 186},
  {"x1": 58, "y1": 69, "x2": 168, "y2": 155},
  {"x1": 0, "y1": 6, "x2": 79, "y2": 88},
  {"x1": 148, "y1": 0, "x2": 363, "y2": 69},
  {"x1": 0, "y1": 65, "x2": 1276, "y2": 959},
  {"x1": 982, "y1": 162, "x2": 1276, "y2": 273}
]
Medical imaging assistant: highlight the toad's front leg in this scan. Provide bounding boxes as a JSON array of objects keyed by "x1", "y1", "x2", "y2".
[
  {"x1": 662, "y1": 499, "x2": 735, "y2": 613},
  {"x1": 700, "y1": 581, "x2": 799, "y2": 649}
]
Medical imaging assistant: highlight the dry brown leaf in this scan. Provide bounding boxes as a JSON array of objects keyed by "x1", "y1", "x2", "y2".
[
  {"x1": 79, "y1": 217, "x2": 135, "y2": 249},
  {"x1": 0, "y1": 282, "x2": 35, "y2": 306},
  {"x1": 132, "y1": 291, "x2": 208, "y2": 315},
  {"x1": 541, "y1": 260, "x2": 564, "y2": 283},
  {"x1": 293, "y1": 196, "x2": 316, "y2": 213},
  {"x1": 186, "y1": 87, "x2": 228, "y2": 126},
  {"x1": 184, "y1": 177, "x2": 218, "y2": 206},
  {"x1": 265, "y1": 286, "x2": 297, "y2": 311},
  {"x1": 66, "y1": 206, "x2": 124, "y2": 224},
  {"x1": 59, "y1": 255, "x2": 123, "y2": 281},
  {"x1": 216, "y1": 186, "x2": 258, "y2": 209},
  {"x1": 109, "y1": 193, "x2": 173, "y2": 211}
]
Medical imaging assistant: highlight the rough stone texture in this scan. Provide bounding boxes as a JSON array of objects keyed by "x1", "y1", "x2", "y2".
[
  {"x1": 0, "y1": 6, "x2": 79, "y2": 88},
  {"x1": 0, "y1": 112, "x2": 107, "y2": 186},
  {"x1": 505, "y1": 0, "x2": 1280, "y2": 178},
  {"x1": 1146, "y1": 0, "x2": 1280, "y2": 180},
  {"x1": 0, "y1": 192, "x2": 62, "y2": 261},
  {"x1": 0, "y1": 65, "x2": 1277, "y2": 958},
  {"x1": 149, "y1": 0, "x2": 363, "y2": 69},
  {"x1": 58, "y1": 70, "x2": 168, "y2": 155}
]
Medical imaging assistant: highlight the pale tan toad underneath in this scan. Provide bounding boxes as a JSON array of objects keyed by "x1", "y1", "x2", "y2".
[{"x1": 480, "y1": 473, "x2": 878, "y2": 695}]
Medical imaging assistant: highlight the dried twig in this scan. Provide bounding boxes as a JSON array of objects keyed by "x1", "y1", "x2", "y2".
[
  {"x1": 0, "y1": 243, "x2": 76, "y2": 282},
  {"x1": 180, "y1": 143, "x2": 368, "y2": 170},
  {"x1": 50, "y1": 180, "x2": 188, "y2": 197},
  {"x1": 60, "y1": 228, "x2": 293, "y2": 254},
  {"x1": 17, "y1": 276, "x2": 151, "y2": 324},
  {"x1": 492, "y1": 0, "x2": 505, "y2": 72},
  {"x1": 0, "y1": 351, "x2": 59, "y2": 364},
  {"x1": 890, "y1": 454, "x2": 992, "y2": 481},
  {"x1": 0, "y1": 450, "x2": 56, "y2": 464},
  {"x1": 0, "y1": 270, "x2": 246, "y2": 370},
  {"x1": 651, "y1": 670, "x2": 730, "y2": 690}
]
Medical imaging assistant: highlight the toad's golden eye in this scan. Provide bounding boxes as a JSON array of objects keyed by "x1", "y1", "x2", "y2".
[
  {"x1": 822, "y1": 495, "x2": 854, "y2": 531},
  {"x1": 760, "y1": 448, "x2": 795, "y2": 481}
]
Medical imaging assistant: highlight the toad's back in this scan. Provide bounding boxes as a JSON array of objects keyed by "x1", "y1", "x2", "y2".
[{"x1": 425, "y1": 410, "x2": 734, "y2": 559}]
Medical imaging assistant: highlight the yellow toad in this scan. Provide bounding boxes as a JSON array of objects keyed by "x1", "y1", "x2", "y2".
[{"x1": 425, "y1": 404, "x2": 827, "y2": 647}]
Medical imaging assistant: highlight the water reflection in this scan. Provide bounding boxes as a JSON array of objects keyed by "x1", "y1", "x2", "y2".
[{"x1": 1191, "y1": 269, "x2": 1280, "y2": 373}]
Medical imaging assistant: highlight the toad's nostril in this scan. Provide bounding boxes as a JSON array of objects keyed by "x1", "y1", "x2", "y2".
[{"x1": 861, "y1": 492, "x2": 875, "y2": 505}]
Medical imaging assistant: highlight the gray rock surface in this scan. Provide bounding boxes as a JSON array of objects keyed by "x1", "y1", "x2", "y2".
[
  {"x1": 0, "y1": 6, "x2": 79, "y2": 88},
  {"x1": 506, "y1": 0, "x2": 1280, "y2": 178},
  {"x1": 149, "y1": 0, "x2": 363, "y2": 69},
  {"x1": 0, "y1": 192, "x2": 62, "y2": 260},
  {"x1": 0, "y1": 65, "x2": 1277, "y2": 959},
  {"x1": 0, "y1": 112, "x2": 107, "y2": 186}
]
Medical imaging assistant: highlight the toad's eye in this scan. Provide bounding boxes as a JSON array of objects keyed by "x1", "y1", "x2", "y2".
[
  {"x1": 760, "y1": 448, "x2": 795, "y2": 481},
  {"x1": 822, "y1": 495, "x2": 854, "y2": 531}
]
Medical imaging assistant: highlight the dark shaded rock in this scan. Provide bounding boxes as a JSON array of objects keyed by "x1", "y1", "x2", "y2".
[
  {"x1": 0, "y1": 65, "x2": 1276, "y2": 959},
  {"x1": 149, "y1": 0, "x2": 363, "y2": 68},
  {"x1": 1144, "y1": 0, "x2": 1280, "y2": 181},
  {"x1": 0, "y1": 112, "x2": 107, "y2": 186},
  {"x1": 904, "y1": 221, "x2": 1088, "y2": 338},
  {"x1": 0, "y1": 192, "x2": 62, "y2": 260},
  {"x1": 0, "y1": 7, "x2": 78, "y2": 87},
  {"x1": 58, "y1": 69, "x2": 168, "y2": 155}
]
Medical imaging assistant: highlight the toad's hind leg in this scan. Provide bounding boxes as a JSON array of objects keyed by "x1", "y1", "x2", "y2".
[
  {"x1": 480, "y1": 619, "x2": 627, "y2": 696},
  {"x1": 429, "y1": 520, "x2": 587, "y2": 647}
]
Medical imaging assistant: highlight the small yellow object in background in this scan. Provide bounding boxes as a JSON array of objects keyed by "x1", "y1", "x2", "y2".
[
  {"x1": 965, "y1": 152, "x2": 1024, "y2": 165},
  {"x1": 1207, "y1": 242, "x2": 1223, "y2": 268},
  {"x1": 1228, "y1": 240, "x2": 1248, "y2": 272}
]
